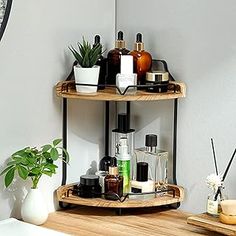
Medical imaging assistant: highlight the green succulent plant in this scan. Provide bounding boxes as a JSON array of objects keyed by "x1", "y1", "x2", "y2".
[
  {"x1": 0, "y1": 139, "x2": 69, "y2": 189},
  {"x1": 69, "y1": 37, "x2": 102, "y2": 68}
]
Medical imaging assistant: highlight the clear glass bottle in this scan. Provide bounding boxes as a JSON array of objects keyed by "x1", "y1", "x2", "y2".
[
  {"x1": 130, "y1": 162, "x2": 155, "y2": 200},
  {"x1": 105, "y1": 166, "x2": 123, "y2": 200},
  {"x1": 134, "y1": 134, "x2": 168, "y2": 191},
  {"x1": 207, "y1": 185, "x2": 226, "y2": 216}
]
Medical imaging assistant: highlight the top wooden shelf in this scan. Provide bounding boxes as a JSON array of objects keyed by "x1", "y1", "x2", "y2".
[{"x1": 56, "y1": 80, "x2": 186, "y2": 102}]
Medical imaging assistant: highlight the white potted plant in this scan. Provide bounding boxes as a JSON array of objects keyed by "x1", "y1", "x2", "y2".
[
  {"x1": 0, "y1": 139, "x2": 69, "y2": 225},
  {"x1": 69, "y1": 37, "x2": 102, "y2": 93}
]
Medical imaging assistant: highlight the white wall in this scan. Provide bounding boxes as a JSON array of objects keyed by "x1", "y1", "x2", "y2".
[
  {"x1": 1, "y1": 0, "x2": 236, "y2": 220},
  {"x1": 117, "y1": 0, "x2": 236, "y2": 213},
  {"x1": 0, "y1": 0, "x2": 115, "y2": 220}
]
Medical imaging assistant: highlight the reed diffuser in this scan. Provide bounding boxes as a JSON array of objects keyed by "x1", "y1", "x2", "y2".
[{"x1": 206, "y1": 138, "x2": 236, "y2": 216}]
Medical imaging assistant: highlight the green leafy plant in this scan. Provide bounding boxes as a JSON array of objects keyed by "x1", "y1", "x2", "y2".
[
  {"x1": 0, "y1": 139, "x2": 69, "y2": 189},
  {"x1": 69, "y1": 37, "x2": 102, "y2": 68}
]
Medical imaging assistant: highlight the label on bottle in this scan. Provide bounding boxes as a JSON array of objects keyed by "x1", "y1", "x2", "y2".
[
  {"x1": 207, "y1": 199, "x2": 218, "y2": 215},
  {"x1": 117, "y1": 160, "x2": 130, "y2": 193},
  {"x1": 131, "y1": 187, "x2": 142, "y2": 193}
]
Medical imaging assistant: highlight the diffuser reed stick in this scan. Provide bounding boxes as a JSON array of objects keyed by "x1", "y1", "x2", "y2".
[
  {"x1": 214, "y1": 148, "x2": 236, "y2": 200},
  {"x1": 211, "y1": 138, "x2": 219, "y2": 175}
]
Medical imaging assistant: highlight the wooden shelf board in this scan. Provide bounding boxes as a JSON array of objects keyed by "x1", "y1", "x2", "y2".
[
  {"x1": 55, "y1": 81, "x2": 186, "y2": 101},
  {"x1": 187, "y1": 213, "x2": 236, "y2": 236},
  {"x1": 57, "y1": 184, "x2": 184, "y2": 209}
]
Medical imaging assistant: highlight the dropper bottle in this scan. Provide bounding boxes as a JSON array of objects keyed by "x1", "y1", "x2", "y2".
[
  {"x1": 93, "y1": 35, "x2": 106, "y2": 90},
  {"x1": 107, "y1": 31, "x2": 130, "y2": 85},
  {"x1": 130, "y1": 33, "x2": 152, "y2": 86}
]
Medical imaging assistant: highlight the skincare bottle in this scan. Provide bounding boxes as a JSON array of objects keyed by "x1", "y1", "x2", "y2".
[
  {"x1": 130, "y1": 162, "x2": 155, "y2": 200},
  {"x1": 135, "y1": 134, "x2": 168, "y2": 190},
  {"x1": 107, "y1": 31, "x2": 130, "y2": 85},
  {"x1": 129, "y1": 33, "x2": 152, "y2": 86},
  {"x1": 112, "y1": 113, "x2": 135, "y2": 158},
  {"x1": 104, "y1": 165, "x2": 123, "y2": 200},
  {"x1": 116, "y1": 137, "x2": 131, "y2": 194},
  {"x1": 93, "y1": 35, "x2": 106, "y2": 90},
  {"x1": 116, "y1": 55, "x2": 137, "y2": 95}
]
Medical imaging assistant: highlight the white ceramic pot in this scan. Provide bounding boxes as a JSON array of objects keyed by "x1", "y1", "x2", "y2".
[
  {"x1": 74, "y1": 65, "x2": 100, "y2": 93},
  {"x1": 21, "y1": 188, "x2": 48, "y2": 225}
]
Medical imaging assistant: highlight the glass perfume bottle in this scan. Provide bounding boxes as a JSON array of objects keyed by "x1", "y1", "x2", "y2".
[
  {"x1": 105, "y1": 165, "x2": 123, "y2": 200},
  {"x1": 107, "y1": 31, "x2": 130, "y2": 85},
  {"x1": 130, "y1": 162, "x2": 155, "y2": 200},
  {"x1": 134, "y1": 134, "x2": 168, "y2": 191},
  {"x1": 93, "y1": 35, "x2": 106, "y2": 90},
  {"x1": 129, "y1": 33, "x2": 152, "y2": 86}
]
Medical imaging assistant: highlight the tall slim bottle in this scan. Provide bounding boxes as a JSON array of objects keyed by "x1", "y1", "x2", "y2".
[
  {"x1": 116, "y1": 137, "x2": 131, "y2": 194},
  {"x1": 107, "y1": 31, "x2": 130, "y2": 85},
  {"x1": 93, "y1": 35, "x2": 106, "y2": 90},
  {"x1": 129, "y1": 33, "x2": 152, "y2": 86}
]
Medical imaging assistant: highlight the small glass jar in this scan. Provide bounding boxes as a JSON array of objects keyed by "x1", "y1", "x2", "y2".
[
  {"x1": 207, "y1": 185, "x2": 226, "y2": 216},
  {"x1": 78, "y1": 175, "x2": 101, "y2": 198}
]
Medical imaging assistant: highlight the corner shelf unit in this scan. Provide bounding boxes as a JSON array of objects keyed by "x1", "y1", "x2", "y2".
[{"x1": 56, "y1": 73, "x2": 186, "y2": 211}]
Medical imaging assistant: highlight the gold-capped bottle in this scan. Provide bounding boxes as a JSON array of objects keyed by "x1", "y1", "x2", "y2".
[
  {"x1": 130, "y1": 33, "x2": 152, "y2": 86},
  {"x1": 107, "y1": 31, "x2": 130, "y2": 85}
]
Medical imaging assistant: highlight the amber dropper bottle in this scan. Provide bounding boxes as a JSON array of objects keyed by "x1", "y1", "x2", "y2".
[
  {"x1": 93, "y1": 35, "x2": 106, "y2": 90},
  {"x1": 130, "y1": 33, "x2": 152, "y2": 86},
  {"x1": 107, "y1": 31, "x2": 130, "y2": 85}
]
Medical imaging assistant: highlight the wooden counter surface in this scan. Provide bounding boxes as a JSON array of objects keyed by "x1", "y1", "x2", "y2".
[{"x1": 42, "y1": 207, "x2": 223, "y2": 236}]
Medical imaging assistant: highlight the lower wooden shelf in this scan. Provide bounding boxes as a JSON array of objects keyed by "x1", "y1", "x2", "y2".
[{"x1": 57, "y1": 183, "x2": 184, "y2": 209}]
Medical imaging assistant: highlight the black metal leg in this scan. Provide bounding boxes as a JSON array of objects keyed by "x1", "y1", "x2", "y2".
[
  {"x1": 126, "y1": 101, "x2": 130, "y2": 128},
  {"x1": 59, "y1": 98, "x2": 68, "y2": 209},
  {"x1": 62, "y1": 98, "x2": 67, "y2": 186},
  {"x1": 116, "y1": 208, "x2": 122, "y2": 216},
  {"x1": 105, "y1": 101, "x2": 110, "y2": 157},
  {"x1": 173, "y1": 98, "x2": 178, "y2": 185}
]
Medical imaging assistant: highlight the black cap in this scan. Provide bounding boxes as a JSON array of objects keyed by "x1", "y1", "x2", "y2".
[
  {"x1": 136, "y1": 33, "x2": 142, "y2": 43},
  {"x1": 94, "y1": 35, "x2": 100, "y2": 45},
  {"x1": 110, "y1": 156, "x2": 117, "y2": 167},
  {"x1": 118, "y1": 31, "x2": 123, "y2": 40},
  {"x1": 145, "y1": 134, "x2": 157, "y2": 147},
  {"x1": 80, "y1": 175, "x2": 99, "y2": 186},
  {"x1": 137, "y1": 162, "x2": 148, "y2": 182}
]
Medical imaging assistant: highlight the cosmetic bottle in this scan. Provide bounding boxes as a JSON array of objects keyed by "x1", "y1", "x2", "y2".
[
  {"x1": 107, "y1": 31, "x2": 130, "y2": 85},
  {"x1": 112, "y1": 113, "x2": 135, "y2": 158},
  {"x1": 105, "y1": 164, "x2": 123, "y2": 200},
  {"x1": 130, "y1": 162, "x2": 155, "y2": 200},
  {"x1": 93, "y1": 35, "x2": 107, "y2": 90},
  {"x1": 135, "y1": 134, "x2": 168, "y2": 190},
  {"x1": 129, "y1": 33, "x2": 152, "y2": 86},
  {"x1": 116, "y1": 137, "x2": 131, "y2": 194},
  {"x1": 116, "y1": 55, "x2": 137, "y2": 95}
]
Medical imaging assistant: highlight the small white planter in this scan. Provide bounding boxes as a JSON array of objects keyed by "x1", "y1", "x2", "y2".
[
  {"x1": 74, "y1": 65, "x2": 100, "y2": 93},
  {"x1": 21, "y1": 189, "x2": 48, "y2": 225}
]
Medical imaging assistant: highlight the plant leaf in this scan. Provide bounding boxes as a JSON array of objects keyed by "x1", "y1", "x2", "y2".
[
  {"x1": 0, "y1": 165, "x2": 14, "y2": 176},
  {"x1": 18, "y1": 166, "x2": 29, "y2": 180},
  {"x1": 5, "y1": 168, "x2": 15, "y2": 187},
  {"x1": 42, "y1": 170, "x2": 53, "y2": 177},
  {"x1": 42, "y1": 144, "x2": 52, "y2": 152},
  {"x1": 53, "y1": 139, "x2": 62, "y2": 147},
  {"x1": 50, "y1": 147, "x2": 59, "y2": 161},
  {"x1": 30, "y1": 167, "x2": 41, "y2": 175}
]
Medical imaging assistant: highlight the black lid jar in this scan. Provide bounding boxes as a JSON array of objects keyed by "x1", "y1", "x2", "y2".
[{"x1": 78, "y1": 175, "x2": 102, "y2": 198}]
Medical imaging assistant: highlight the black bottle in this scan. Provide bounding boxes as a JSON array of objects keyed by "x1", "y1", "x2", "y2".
[
  {"x1": 93, "y1": 35, "x2": 107, "y2": 90},
  {"x1": 107, "y1": 31, "x2": 130, "y2": 85}
]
